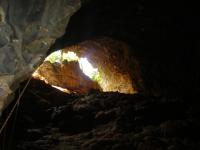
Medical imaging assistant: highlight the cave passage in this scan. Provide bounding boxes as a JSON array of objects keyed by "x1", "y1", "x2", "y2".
[
  {"x1": 32, "y1": 38, "x2": 137, "y2": 95},
  {"x1": 0, "y1": 0, "x2": 199, "y2": 149},
  {"x1": 44, "y1": 50, "x2": 100, "y2": 81},
  {"x1": 32, "y1": 50, "x2": 101, "y2": 94}
]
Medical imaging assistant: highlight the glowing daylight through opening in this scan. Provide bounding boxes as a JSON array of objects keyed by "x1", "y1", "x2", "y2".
[
  {"x1": 32, "y1": 50, "x2": 101, "y2": 93},
  {"x1": 79, "y1": 58, "x2": 98, "y2": 79},
  {"x1": 44, "y1": 50, "x2": 99, "y2": 80}
]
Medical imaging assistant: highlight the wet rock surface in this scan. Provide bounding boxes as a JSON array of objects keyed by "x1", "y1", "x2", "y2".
[{"x1": 1, "y1": 79, "x2": 200, "y2": 150}]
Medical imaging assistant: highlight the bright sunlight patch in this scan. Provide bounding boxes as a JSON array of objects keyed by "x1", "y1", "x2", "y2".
[{"x1": 44, "y1": 50, "x2": 101, "y2": 82}]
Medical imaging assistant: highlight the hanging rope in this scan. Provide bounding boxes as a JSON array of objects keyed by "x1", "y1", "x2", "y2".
[{"x1": 0, "y1": 77, "x2": 32, "y2": 136}]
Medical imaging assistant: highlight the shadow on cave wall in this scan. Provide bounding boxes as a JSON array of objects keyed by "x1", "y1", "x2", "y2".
[{"x1": 49, "y1": 0, "x2": 199, "y2": 97}]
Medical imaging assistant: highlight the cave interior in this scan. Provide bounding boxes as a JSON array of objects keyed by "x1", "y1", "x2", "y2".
[{"x1": 0, "y1": 0, "x2": 199, "y2": 150}]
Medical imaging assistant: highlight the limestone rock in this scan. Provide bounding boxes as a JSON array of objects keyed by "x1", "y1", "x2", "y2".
[
  {"x1": 0, "y1": 0, "x2": 81, "y2": 114},
  {"x1": 0, "y1": 75, "x2": 14, "y2": 116}
]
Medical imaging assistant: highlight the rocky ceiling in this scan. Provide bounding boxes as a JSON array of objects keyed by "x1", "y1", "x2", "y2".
[
  {"x1": 50, "y1": 0, "x2": 198, "y2": 98},
  {"x1": 0, "y1": 0, "x2": 199, "y2": 115}
]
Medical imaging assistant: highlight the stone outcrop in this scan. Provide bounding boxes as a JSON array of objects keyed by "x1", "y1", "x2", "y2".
[
  {"x1": 34, "y1": 61, "x2": 101, "y2": 94},
  {"x1": 0, "y1": 0, "x2": 81, "y2": 115},
  {"x1": 63, "y1": 37, "x2": 139, "y2": 94},
  {"x1": 33, "y1": 37, "x2": 138, "y2": 95}
]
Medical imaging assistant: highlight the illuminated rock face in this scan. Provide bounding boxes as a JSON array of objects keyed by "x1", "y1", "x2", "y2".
[
  {"x1": 0, "y1": 0, "x2": 81, "y2": 114},
  {"x1": 33, "y1": 37, "x2": 139, "y2": 94},
  {"x1": 32, "y1": 38, "x2": 139, "y2": 94},
  {"x1": 62, "y1": 37, "x2": 139, "y2": 94},
  {"x1": 34, "y1": 61, "x2": 101, "y2": 94}
]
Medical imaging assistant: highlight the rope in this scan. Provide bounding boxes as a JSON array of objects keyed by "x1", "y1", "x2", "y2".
[{"x1": 0, "y1": 77, "x2": 32, "y2": 135}]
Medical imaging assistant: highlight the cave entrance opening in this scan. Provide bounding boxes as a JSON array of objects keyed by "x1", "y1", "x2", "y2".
[
  {"x1": 32, "y1": 50, "x2": 102, "y2": 94},
  {"x1": 45, "y1": 50, "x2": 101, "y2": 81},
  {"x1": 32, "y1": 38, "x2": 137, "y2": 95}
]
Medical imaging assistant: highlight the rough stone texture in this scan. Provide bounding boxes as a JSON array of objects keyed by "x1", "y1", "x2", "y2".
[
  {"x1": 0, "y1": 75, "x2": 14, "y2": 116},
  {"x1": 0, "y1": 0, "x2": 81, "y2": 114},
  {"x1": 34, "y1": 61, "x2": 101, "y2": 94},
  {"x1": 1, "y1": 79, "x2": 200, "y2": 150},
  {"x1": 33, "y1": 37, "x2": 137, "y2": 95},
  {"x1": 63, "y1": 37, "x2": 138, "y2": 94}
]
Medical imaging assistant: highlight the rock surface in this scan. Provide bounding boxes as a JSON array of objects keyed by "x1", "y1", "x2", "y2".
[
  {"x1": 63, "y1": 37, "x2": 138, "y2": 94},
  {"x1": 54, "y1": 0, "x2": 198, "y2": 97},
  {"x1": 34, "y1": 61, "x2": 101, "y2": 94},
  {"x1": 1, "y1": 79, "x2": 200, "y2": 150},
  {"x1": 0, "y1": 0, "x2": 81, "y2": 114},
  {"x1": 0, "y1": 80, "x2": 200, "y2": 150}
]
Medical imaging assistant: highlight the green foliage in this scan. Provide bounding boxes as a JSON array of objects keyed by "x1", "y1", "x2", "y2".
[
  {"x1": 45, "y1": 50, "x2": 102, "y2": 82},
  {"x1": 45, "y1": 51, "x2": 61, "y2": 63},
  {"x1": 91, "y1": 71, "x2": 102, "y2": 82},
  {"x1": 46, "y1": 51, "x2": 79, "y2": 63},
  {"x1": 62, "y1": 52, "x2": 79, "y2": 62}
]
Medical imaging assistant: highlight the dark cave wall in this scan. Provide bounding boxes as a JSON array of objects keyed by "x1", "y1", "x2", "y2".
[{"x1": 51, "y1": 0, "x2": 199, "y2": 96}]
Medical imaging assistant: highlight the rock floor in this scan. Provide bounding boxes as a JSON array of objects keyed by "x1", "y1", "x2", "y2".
[{"x1": 0, "y1": 79, "x2": 200, "y2": 150}]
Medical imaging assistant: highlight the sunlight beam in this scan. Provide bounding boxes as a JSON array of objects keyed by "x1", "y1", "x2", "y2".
[{"x1": 79, "y1": 58, "x2": 98, "y2": 79}]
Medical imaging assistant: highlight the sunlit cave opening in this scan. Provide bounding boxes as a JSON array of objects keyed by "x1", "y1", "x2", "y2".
[
  {"x1": 44, "y1": 50, "x2": 100, "y2": 80},
  {"x1": 32, "y1": 38, "x2": 137, "y2": 94},
  {"x1": 32, "y1": 51, "x2": 101, "y2": 94}
]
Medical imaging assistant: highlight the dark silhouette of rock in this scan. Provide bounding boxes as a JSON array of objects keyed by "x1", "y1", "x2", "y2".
[{"x1": 1, "y1": 79, "x2": 199, "y2": 150}]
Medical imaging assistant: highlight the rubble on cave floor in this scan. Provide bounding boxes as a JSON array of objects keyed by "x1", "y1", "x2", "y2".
[{"x1": 1, "y1": 79, "x2": 200, "y2": 150}]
